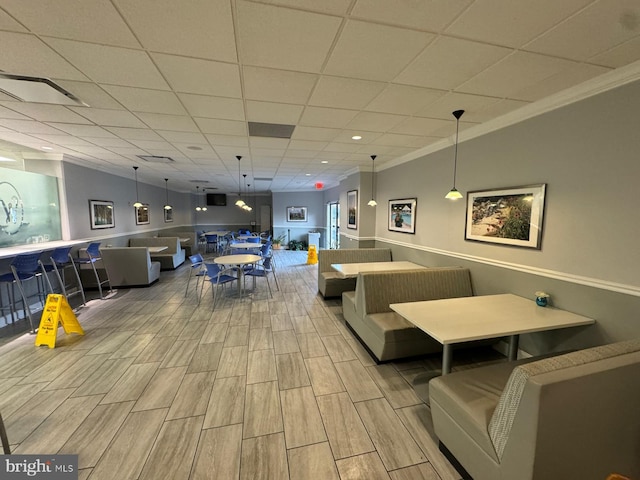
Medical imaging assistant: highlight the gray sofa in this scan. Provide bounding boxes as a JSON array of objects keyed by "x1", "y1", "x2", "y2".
[
  {"x1": 99, "y1": 247, "x2": 161, "y2": 288},
  {"x1": 129, "y1": 237, "x2": 185, "y2": 270},
  {"x1": 342, "y1": 267, "x2": 473, "y2": 361},
  {"x1": 317, "y1": 248, "x2": 391, "y2": 298},
  {"x1": 429, "y1": 339, "x2": 640, "y2": 480}
]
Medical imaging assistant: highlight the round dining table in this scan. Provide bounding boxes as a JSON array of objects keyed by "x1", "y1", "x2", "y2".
[{"x1": 214, "y1": 254, "x2": 261, "y2": 297}]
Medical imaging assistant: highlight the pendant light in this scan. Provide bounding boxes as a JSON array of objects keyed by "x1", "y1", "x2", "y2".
[
  {"x1": 201, "y1": 187, "x2": 207, "y2": 211},
  {"x1": 195, "y1": 186, "x2": 202, "y2": 211},
  {"x1": 132, "y1": 166, "x2": 143, "y2": 208},
  {"x1": 235, "y1": 155, "x2": 245, "y2": 207},
  {"x1": 244, "y1": 178, "x2": 253, "y2": 211},
  {"x1": 367, "y1": 155, "x2": 377, "y2": 207},
  {"x1": 445, "y1": 110, "x2": 464, "y2": 200},
  {"x1": 163, "y1": 178, "x2": 172, "y2": 210}
]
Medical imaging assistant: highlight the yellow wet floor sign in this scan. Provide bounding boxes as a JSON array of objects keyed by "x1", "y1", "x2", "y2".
[
  {"x1": 35, "y1": 294, "x2": 84, "y2": 348},
  {"x1": 306, "y1": 245, "x2": 318, "y2": 265}
]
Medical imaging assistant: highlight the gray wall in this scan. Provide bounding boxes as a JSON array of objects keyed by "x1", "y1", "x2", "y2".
[
  {"x1": 366, "y1": 79, "x2": 640, "y2": 355},
  {"x1": 192, "y1": 193, "x2": 272, "y2": 233},
  {"x1": 272, "y1": 190, "x2": 324, "y2": 247}
]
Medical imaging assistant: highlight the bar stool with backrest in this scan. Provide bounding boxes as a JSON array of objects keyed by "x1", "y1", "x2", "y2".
[
  {"x1": 0, "y1": 251, "x2": 46, "y2": 333},
  {"x1": 74, "y1": 242, "x2": 110, "y2": 299},
  {"x1": 39, "y1": 246, "x2": 86, "y2": 307}
]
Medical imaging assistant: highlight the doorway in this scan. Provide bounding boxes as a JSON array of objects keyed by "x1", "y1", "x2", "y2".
[{"x1": 327, "y1": 202, "x2": 339, "y2": 249}]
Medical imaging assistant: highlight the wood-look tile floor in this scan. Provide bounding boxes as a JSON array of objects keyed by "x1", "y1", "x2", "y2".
[{"x1": 0, "y1": 250, "x2": 502, "y2": 480}]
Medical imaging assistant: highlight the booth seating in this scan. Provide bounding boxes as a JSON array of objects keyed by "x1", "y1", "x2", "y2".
[
  {"x1": 129, "y1": 237, "x2": 185, "y2": 270},
  {"x1": 342, "y1": 267, "x2": 473, "y2": 361},
  {"x1": 317, "y1": 248, "x2": 392, "y2": 298},
  {"x1": 158, "y1": 231, "x2": 199, "y2": 256},
  {"x1": 429, "y1": 338, "x2": 640, "y2": 480},
  {"x1": 99, "y1": 247, "x2": 160, "y2": 288}
]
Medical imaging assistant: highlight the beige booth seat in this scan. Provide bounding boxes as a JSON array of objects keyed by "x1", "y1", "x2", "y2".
[
  {"x1": 129, "y1": 237, "x2": 185, "y2": 270},
  {"x1": 99, "y1": 247, "x2": 160, "y2": 287},
  {"x1": 158, "y1": 231, "x2": 199, "y2": 256},
  {"x1": 317, "y1": 248, "x2": 391, "y2": 298},
  {"x1": 429, "y1": 338, "x2": 640, "y2": 480}
]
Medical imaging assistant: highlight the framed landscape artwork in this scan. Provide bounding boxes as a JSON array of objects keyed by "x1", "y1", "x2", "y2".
[
  {"x1": 89, "y1": 200, "x2": 114, "y2": 229},
  {"x1": 465, "y1": 184, "x2": 546, "y2": 249},
  {"x1": 135, "y1": 204, "x2": 150, "y2": 225},
  {"x1": 388, "y1": 198, "x2": 417, "y2": 234},
  {"x1": 347, "y1": 190, "x2": 358, "y2": 229},
  {"x1": 286, "y1": 206, "x2": 307, "y2": 222}
]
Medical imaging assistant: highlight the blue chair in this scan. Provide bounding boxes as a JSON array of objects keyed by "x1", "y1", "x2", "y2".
[
  {"x1": 204, "y1": 234, "x2": 218, "y2": 254},
  {"x1": 246, "y1": 236, "x2": 260, "y2": 243},
  {"x1": 0, "y1": 251, "x2": 46, "y2": 333},
  {"x1": 39, "y1": 246, "x2": 86, "y2": 307},
  {"x1": 74, "y1": 242, "x2": 110, "y2": 299},
  {"x1": 200, "y1": 263, "x2": 238, "y2": 309},
  {"x1": 185, "y1": 253, "x2": 205, "y2": 297},
  {"x1": 244, "y1": 255, "x2": 278, "y2": 298},
  {"x1": 238, "y1": 229, "x2": 251, "y2": 235}
]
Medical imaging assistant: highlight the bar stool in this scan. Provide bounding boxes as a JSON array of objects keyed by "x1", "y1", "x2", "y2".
[
  {"x1": 39, "y1": 246, "x2": 86, "y2": 307},
  {"x1": 74, "y1": 242, "x2": 110, "y2": 299},
  {"x1": 0, "y1": 251, "x2": 46, "y2": 333}
]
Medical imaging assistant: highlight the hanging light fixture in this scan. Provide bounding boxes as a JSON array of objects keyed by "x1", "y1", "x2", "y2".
[
  {"x1": 235, "y1": 155, "x2": 245, "y2": 207},
  {"x1": 195, "y1": 186, "x2": 202, "y2": 211},
  {"x1": 244, "y1": 178, "x2": 253, "y2": 211},
  {"x1": 445, "y1": 109, "x2": 465, "y2": 200},
  {"x1": 163, "y1": 178, "x2": 172, "y2": 210},
  {"x1": 201, "y1": 187, "x2": 207, "y2": 211},
  {"x1": 132, "y1": 166, "x2": 143, "y2": 208},
  {"x1": 368, "y1": 155, "x2": 377, "y2": 207}
]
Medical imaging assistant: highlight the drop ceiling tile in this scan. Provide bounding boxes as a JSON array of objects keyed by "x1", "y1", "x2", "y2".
[
  {"x1": 237, "y1": 1, "x2": 342, "y2": 73},
  {"x1": 472, "y1": 98, "x2": 531, "y2": 122},
  {"x1": 371, "y1": 132, "x2": 434, "y2": 147},
  {"x1": 365, "y1": 84, "x2": 446, "y2": 115},
  {"x1": 512, "y1": 62, "x2": 611, "y2": 101},
  {"x1": 290, "y1": 126, "x2": 340, "y2": 142},
  {"x1": 53, "y1": 80, "x2": 123, "y2": 109},
  {"x1": 82, "y1": 137, "x2": 135, "y2": 148},
  {"x1": 195, "y1": 118, "x2": 247, "y2": 136},
  {"x1": 205, "y1": 134, "x2": 249, "y2": 147},
  {"x1": 69, "y1": 107, "x2": 146, "y2": 127},
  {"x1": 0, "y1": 104, "x2": 90, "y2": 124},
  {"x1": 346, "y1": 111, "x2": 405, "y2": 132},
  {"x1": 156, "y1": 131, "x2": 207, "y2": 144},
  {"x1": 299, "y1": 107, "x2": 359, "y2": 128},
  {"x1": 325, "y1": 20, "x2": 435, "y2": 81},
  {"x1": 456, "y1": 51, "x2": 579, "y2": 99},
  {"x1": 0, "y1": 8, "x2": 27, "y2": 31},
  {"x1": 415, "y1": 92, "x2": 502, "y2": 121},
  {"x1": 0, "y1": 32, "x2": 87, "y2": 81},
  {"x1": 590, "y1": 36, "x2": 640, "y2": 68},
  {"x1": 215, "y1": 146, "x2": 250, "y2": 159},
  {"x1": 331, "y1": 131, "x2": 382, "y2": 144},
  {"x1": 446, "y1": 0, "x2": 593, "y2": 48},
  {"x1": 173, "y1": 144, "x2": 218, "y2": 157},
  {"x1": 283, "y1": 150, "x2": 318, "y2": 159},
  {"x1": 287, "y1": 139, "x2": 328, "y2": 150},
  {"x1": 395, "y1": 36, "x2": 512, "y2": 90},
  {"x1": 135, "y1": 113, "x2": 199, "y2": 132},
  {"x1": 391, "y1": 117, "x2": 451, "y2": 136},
  {"x1": 178, "y1": 93, "x2": 245, "y2": 121},
  {"x1": 309, "y1": 76, "x2": 386, "y2": 109},
  {"x1": 525, "y1": 0, "x2": 640, "y2": 61},
  {"x1": 0, "y1": 119, "x2": 65, "y2": 135},
  {"x1": 351, "y1": 0, "x2": 473, "y2": 31},
  {"x1": 104, "y1": 127, "x2": 163, "y2": 141},
  {"x1": 245, "y1": 101, "x2": 304, "y2": 124},
  {"x1": 102, "y1": 85, "x2": 187, "y2": 115},
  {"x1": 45, "y1": 38, "x2": 168, "y2": 89},
  {"x1": 46, "y1": 123, "x2": 117, "y2": 137},
  {"x1": 243, "y1": 66, "x2": 318, "y2": 104},
  {"x1": 3, "y1": 0, "x2": 140, "y2": 48},
  {"x1": 104, "y1": 146, "x2": 148, "y2": 156},
  {"x1": 0, "y1": 132, "x2": 51, "y2": 146},
  {"x1": 115, "y1": 0, "x2": 236, "y2": 62},
  {"x1": 65, "y1": 145, "x2": 116, "y2": 157},
  {"x1": 323, "y1": 142, "x2": 362, "y2": 153},
  {"x1": 260, "y1": 0, "x2": 351, "y2": 15},
  {"x1": 249, "y1": 137, "x2": 289, "y2": 149},
  {"x1": 0, "y1": 105, "x2": 31, "y2": 120},
  {"x1": 152, "y1": 53, "x2": 242, "y2": 97},
  {"x1": 30, "y1": 134, "x2": 95, "y2": 146}
]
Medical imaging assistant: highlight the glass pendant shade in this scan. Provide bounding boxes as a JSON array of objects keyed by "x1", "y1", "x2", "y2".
[
  {"x1": 368, "y1": 155, "x2": 377, "y2": 207},
  {"x1": 195, "y1": 186, "x2": 202, "y2": 211},
  {"x1": 446, "y1": 110, "x2": 464, "y2": 200},
  {"x1": 132, "y1": 166, "x2": 143, "y2": 208},
  {"x1": 235, "y1": 155, "x2": 245, "y2": 207},
  {"x1": 163, "y1": 178, "x2": 172, "y2": 210}
]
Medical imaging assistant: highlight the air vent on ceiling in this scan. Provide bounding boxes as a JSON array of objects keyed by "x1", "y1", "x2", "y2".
[
  {"x1": 248, "y1": 122, "x2": 295, "y2": 139},
  {"x1": 253, "y1": 177, "x2": 273, "y2": 181},
  {"x1": 137, "y1": 155, "x2": 174, "y2": 163},
  {"x1": 0, "y1": 73, "x2": 88, "y2": 106}
]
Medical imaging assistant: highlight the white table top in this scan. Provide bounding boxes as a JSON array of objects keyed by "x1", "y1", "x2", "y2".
[
  {"x1": 204, "y1": 231, "x2": 229, "y2": 237},
  {"x1": 237, "y1": 235, "x2": 259, "y2": 240},
  {"x1": 214, "y1": 254, "x2": 261, "y2": 266},
  {"x1": 331, "y1": 261, "x2": 426, "y2": 278},
  {"x1": 390, "y1": 293, "x2": 595, "y2": 345},
  {"x1": 148, "y1": 246, "x2": 168, "y2": 253},
  {"x1": 229, "y1": 242, "x2": 262, "y2": 249},
  {"x1": 178, "y1": 237, "x2": 190, "y2": 243}
]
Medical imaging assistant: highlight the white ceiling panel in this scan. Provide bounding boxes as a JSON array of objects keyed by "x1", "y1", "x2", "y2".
[
  {"x1": 243, "y1": 66, "x2": 318, "y2": 104},
  {"x1": 245, "y1": 101, "x2": 304, "y2": 124},
  {"x1": 291, "y1": 126, "x2": 341, "y2": 142},
  {"x1": 288, "y1": 140, "x2": 328, "y2": 151},
  {"x1": 195, "y1": 118, "x2": 247, "y2": 136},
  {"x1": 82, "y1": 137, "x2": 135, "y2": 148},
  {"x1": 152, "y1": 53, "x2": 242, "y2": 98},
  {"x1": 101, "y1": 85, "x2": 187, "y2": 115},
  {"x1": 53, "y1": 80, "x2": 124, "y2": 110},
  {"x1": 324, "y1": 20, "x2": 435, "y2": 81},
  {"x1": 346, "y1": 111, "x2": 405, "y2": 132},
  {"x1": 395, "y1": 36, "x2": 512, "y2": 90},
  {"x1": 446, "y1": 0, "x2": 594, "y2": 48},
  {"x1": 372, "y1": 132, "x2": 433, "y2": 147},
  {"x1": 590, "y1": 36, "x2": 640, "y2": 68},
  {"x1": 205, "y1": 134, "x2": 249, "y2": 147},
  {"x1": 309, "y1": 76, "x2": 386, "y2": 109},
  {"x1": 115, "y1": 0, "x2": 236, "y2": 62},
  {"x1": 29, "y1": 134, "x2": 95, "y2": 147},
  {"x1": 0, "y1": 7, "x2": 27, "y2": 31},
  {"x1": 178, "y1": 94, "x2": 245, "y2": 121},
  {"x1": 237, "y1": 1, "x2": 342, "y2": 73},
  {"x1": 0, "y1": 119, "x2": 64, "y2": 135},
  {"x1": 391, "y1": 117, "x2": 451, "y2": 136},
  {"x1": 0, "y1": 103, "x2": 90, "y2": 123},
  {"x1": 45, "y1": 38, "x2": 168, "y2": 89},
  {"x1": 3, "y1": 0, "x2": 140, "y2": 48},
  {"x1": 298, "y1": 107, "x2": 359, "y2": 128},
  {"x1": 0, "y1": 105, "x2": 30, "y2": 120},
  {"x1": 249, "y1": 137, "x2": 289, "y2": 149},
  {"x1": 104, "y1": 127, "x2": 163, "y2": 141},
  {"x1": 415, "y1": 92, "x2": 502, "y2": 121},
  {"x1": 68, "y1": 107, "x2": 146, "y2": 128},
  {"x1": 135, "y1": 113, "x2": 199, "y2": 132},
  {"x1": 46, "y1": 123, "x2": 116, "y2": 138},
  {"x1": 365, "y1": 84, "x2": 446, "y2": 115},
  {"x1": 259, "y1": 0, "x2": 352, "y2": 16}
]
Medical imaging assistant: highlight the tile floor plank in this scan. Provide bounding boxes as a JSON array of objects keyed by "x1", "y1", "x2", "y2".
[
  {"x1": 275, "y1": 352, "x2": 310, "y2": 390},
  {"x1": 203, "y1": 375, "x2": 246, "y2": 429},
  {"x1": 336, "y1": 452, "x2": 391, "y2": 480},
  {"x1": 132, "y1": 365, "x2": 187, "y2": 411},
  {"x1": 305, "y1": 356, "x2": 345, "y2": 396},
  {"x1": 366, "y1": 364, "x2": 422, "y2": 409},
  {"x1": 287, "y1": 442, "x2": 340, "y2": 480},
  {"x1": 240, "y1": 432, "x2": 289, "y2": 480},
  {"x1": 243, "y1": 381, "x2": 283, "y2": 439},
  {"x1": 280, "y1": 386, "x2": 327, "y2": 449},
  {"x1": 99, "y1": 362, "x2": 159, "y2": 404},
  {"x1": 247, "y1": 349, "x2": 278, "y2": 384},
  {"x1": 191, "y1": 424, "x2": 242, "y2": 480},
  {"x1": 217, "y1": 345, "x2": 248, "y2": 378},
  {"x1": 334, "y1": 360, "x2": 383, "y2": 402},
  {"x1": 167, "y1": 371, "x2": 215, "y2": 421}
]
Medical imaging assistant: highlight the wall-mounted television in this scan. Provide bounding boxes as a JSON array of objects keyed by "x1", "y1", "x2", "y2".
[{"x1": 206, "y1": 193, "x2": 227, "y2": 206}]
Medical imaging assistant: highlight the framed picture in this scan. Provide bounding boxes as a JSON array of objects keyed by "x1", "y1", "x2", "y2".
[
  {"x1": 388, "y1": 198, "x2": 417, "y2": 234},
  {"x1": 164, "y1": 207, "x2": 173, "y2": 223},
  {"x1": 465, "y1": 184, "x2": 546, "y2": 249},
  {"x1": 135, "y1": 204, "x2": 150, "y2": 225},
  {"x1": 347, "y1": 190, "x2": 358, "y2": 229},
  {"x1": 286, "y1": 206, "x2": 307, "y2": 222},
  {"x1": 89, "y1": 200, "x2": 115, "y2": 229}
]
